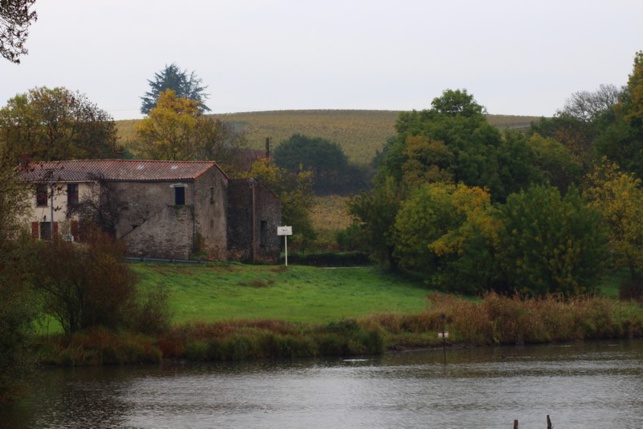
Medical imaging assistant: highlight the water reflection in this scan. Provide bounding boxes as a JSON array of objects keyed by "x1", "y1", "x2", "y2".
[{"x1": 1, "y1": 340, "x2": 641, "y2": 429}]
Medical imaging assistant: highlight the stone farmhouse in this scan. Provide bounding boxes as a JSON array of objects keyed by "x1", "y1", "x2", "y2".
[{"x1": 20, "y1": 159, "x2": 281, "y2": 263}]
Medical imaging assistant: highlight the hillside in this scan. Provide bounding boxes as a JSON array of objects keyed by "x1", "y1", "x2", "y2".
[{"x1": 116, "y1": 110, "x2": 541, "y2": 165}]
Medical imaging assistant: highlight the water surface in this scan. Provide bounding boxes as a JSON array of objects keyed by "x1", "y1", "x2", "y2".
[{"x1": 2, "y1": 340, "x2": 642, "y2": 428}]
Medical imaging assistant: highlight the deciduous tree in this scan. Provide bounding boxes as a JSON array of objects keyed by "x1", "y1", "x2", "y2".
[
  {"x1": 497, "y1": 185, "x2": 608, "y2": 297},
  {"x1": 0, "y1": 87, "x2": 119, "y2": 165},
  {"x1": 594, "y1": 51, "x2": 643, "y2": 178},
  {"x1": 0, "y1": 158, "x2": 36, "y2": 401},
  {"x1": 393, "y1": 182, "x2": 497, "y2": 293},
  {"x1": 585, "y1": 161, "x2": 643, "y2": 285},
  {"x1": 562, "y1": 84, "x2": 622, "y2": 122},
  {"x1": 0, "y1": 0, "x2": 37, "y2": 63},
  {"x1": 348, "y1": 176, "x2": 405, "y2": 271},
  {"x1": 134, "y1": 89, "x2": 243, "y2": 164},
  {"x1": 381, "y1": 89, "x2": 506, "y2": 200},
  {"x1": 526, "y1": 133, "x2": 582, "y2": 191},
  {"x1": 273, "y1": 133, "x2": 365, "y2": 194},
  {"x1": 30, "y1": 229, "x2": 138, "y2": 335},
  {"x1": 244, "y1": 158, "x2": 317, "y2": 248}
]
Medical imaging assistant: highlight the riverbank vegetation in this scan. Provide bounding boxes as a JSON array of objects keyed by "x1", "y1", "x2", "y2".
[{"x1": 33, "y1": 266, "x2": 643, "y2": 366}]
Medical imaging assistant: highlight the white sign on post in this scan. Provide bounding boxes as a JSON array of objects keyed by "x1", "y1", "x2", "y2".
[
  {"x1": 277, "y1": 226, "x2": 292, "y2": 236},
  {"x1": 277, "y1": 226, "x2": 292, "y2": 266}
]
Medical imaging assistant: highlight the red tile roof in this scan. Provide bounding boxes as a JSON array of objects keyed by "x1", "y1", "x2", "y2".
[{"x1": 20, "y1": 159, "x2": 225, "y2": 182}]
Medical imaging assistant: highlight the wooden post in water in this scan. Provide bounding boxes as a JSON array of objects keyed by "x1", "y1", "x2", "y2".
[
  {"x1": 513, "y1": 416, "x2": 552, "y2": 428},
  {"x1": 440, "y1": 313, "x2": 447, "y2": 364}
]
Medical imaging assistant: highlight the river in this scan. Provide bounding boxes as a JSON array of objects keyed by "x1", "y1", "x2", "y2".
[{"x1": 1, "y1": 340, "x2": 642, "y2": 428}]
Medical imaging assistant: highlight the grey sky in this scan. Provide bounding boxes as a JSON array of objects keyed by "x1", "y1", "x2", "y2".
[{"x1": 2, "y1": 0, "x2": 641, "y2": 120}]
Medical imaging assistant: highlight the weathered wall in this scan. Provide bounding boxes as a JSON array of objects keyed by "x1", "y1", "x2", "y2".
[
  {"x1": 110, "y1": 166, "x2": 230, "y2": 260},
  {"x1": 227, "y1": 178, "x2": 281, "y2": 263},
  {"x1": 112, "y1": 181, "x2": 194, "y2": 258},
  {"x1": 192, "y1": 166, "x2": 229, "y2": 260},
  {"x1": 25, "y1": 181, "x2": 95, "y2": 225},
  {"x1": 123, "y1": 205, "x2": 194, "y2": 259},
  {"x1": 254, "y1": 180, "x2": 281, "y2": 263}
]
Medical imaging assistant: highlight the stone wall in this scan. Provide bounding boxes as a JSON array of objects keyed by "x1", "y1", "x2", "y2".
[
  {"x1": 123, "y1": 205, "x2": 194, "y2": 259},
  {"x1": 192, "y1": 166, "x2": 229, "y2": 260},
  {"x1": 227, "y1": 178, "x2": 281, "y2": 263}
]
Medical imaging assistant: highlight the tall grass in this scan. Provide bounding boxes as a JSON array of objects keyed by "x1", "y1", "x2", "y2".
[
  {"x1": 158, "y1": 318, "x2": 384, "y2": 361},
  {"x1": 369, "y1": 292, "x2": 643, "y2": 349},
  {"x1": 36, "y1": 327, "x2": 163, "y2": 366}
]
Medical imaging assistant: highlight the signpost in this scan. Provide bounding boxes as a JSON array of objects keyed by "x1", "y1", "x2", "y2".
[{"x1": 277, "y1": 226, "x2": 292, "y2": 266}]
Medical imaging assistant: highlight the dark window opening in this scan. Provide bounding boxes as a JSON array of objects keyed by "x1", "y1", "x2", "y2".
[
  {"x1": 210, "y1": 187, "x2": 215, "y2": 204},
  {"x1": 36, "y1": 184, "x2": 48, "y2": 207},
  {"x1": 174, "y1": 186, "x2": 185, "y2": 205},
  {"x1": 67, "y1": 183, "x2": 79, "y2": 208},
  {"x1": 40, "y1": 222, "x2": 52, "y2": 240}
]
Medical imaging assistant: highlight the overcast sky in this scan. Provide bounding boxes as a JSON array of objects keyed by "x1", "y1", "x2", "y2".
[{"x1": 1, "y1": 0, "x2": 641, "y2": 120}]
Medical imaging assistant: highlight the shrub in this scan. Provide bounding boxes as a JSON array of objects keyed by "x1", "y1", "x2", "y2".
[{"x1": 37, "y1": 328, "x2": 162, "y2": 366}]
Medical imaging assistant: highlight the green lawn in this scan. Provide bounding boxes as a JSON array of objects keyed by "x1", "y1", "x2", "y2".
[{"x1": 131, "y1": 262, "x2": 430, "y2": 324}]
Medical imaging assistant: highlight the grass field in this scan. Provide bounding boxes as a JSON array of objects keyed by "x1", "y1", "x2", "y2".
[
  {"x1": 131, "y1": 261, "x2": 625, "y2": 326},
  {"x1": 131, "y1": 262, "x2": 429, "y2": 324},
  {"x1": 116, "y1": 110, "x2": 542, "y2": 165}
]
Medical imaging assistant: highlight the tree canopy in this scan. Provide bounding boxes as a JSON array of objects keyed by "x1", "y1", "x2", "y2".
[
  {"x1": 497, "y1": 185, "x2": 608, "y2": 297},
  {"x1": 349, "y1": 85, "x2": 623, "y2": 297},
  {"x1": 140, "y1": 63, "x2": 210, "y2": 114},
  {"x1": 0, "y1": 158, "x2": 36, "y2": 401},
  {"x1": 0, "y1": 86, "x2": 120, "y2": 165},
  {"x1": 273, "y1": 134, "x2": 368, "y2": 194},
  {"x1": 134, "y1": 89, "x2": 244, "y2": 167},
  {"x1": 0, "y1": 0, "x2": 37, "y2": 63},
  {"x1": 243, "y1": 158, "x2": 317, "y2": 247},
  {"x1": 379, "y1": 89, "x2": 512, "y2": 200},
  {"x1": 585, "y1": 161, "x2": 643, "y2": 283}
]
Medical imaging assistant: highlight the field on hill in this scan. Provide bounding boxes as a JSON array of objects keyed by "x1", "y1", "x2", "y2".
[{"x1": 116, "y1": 110, "x2": 542, "y2": 165}]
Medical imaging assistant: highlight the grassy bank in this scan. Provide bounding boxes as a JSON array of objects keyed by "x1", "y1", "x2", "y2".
[
  {"x1": 131, "y1": 263, "x2": 429, "y2": 324},
  {"x1": 34, "y1": 263, "x2": 643, "y2": 366}
]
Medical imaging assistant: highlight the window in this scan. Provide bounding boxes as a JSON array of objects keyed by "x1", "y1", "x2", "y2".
[
  {"x1": 174, "y1": 186, "x2": 185, "y2": 205},
  {"x1": 36, "y1": 184, "x2": 48, "y2": 207},
  {"x1": 67, "y1": 184, "x2": 79, "y2": 207},
  {"x1": 210, "y1": 187, "x2": 215, "y2": 204},
  {"x1": 40, "y1": 222, "x2": 59, "y2": 240}
]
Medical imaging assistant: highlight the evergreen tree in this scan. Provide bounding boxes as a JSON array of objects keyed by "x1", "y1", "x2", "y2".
[{"x1": 140, "y1": 63, "x2": 210, "y2": 114}]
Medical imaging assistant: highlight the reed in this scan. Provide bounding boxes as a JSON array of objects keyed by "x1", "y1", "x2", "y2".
[
  {"x1": 37, "y1": 327, "x2": 163, "y2": 366},
  {"x1": 157, "y1": 318, "x2": 385, "y2": 361},
  {"x1": 370, "y1": 292, "x2": 643, "y2": 349}
]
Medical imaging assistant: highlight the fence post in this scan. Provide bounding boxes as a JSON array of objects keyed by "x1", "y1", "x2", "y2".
[{"x1": 513, "y1": 420, "x2": 519, "y2": 429}]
